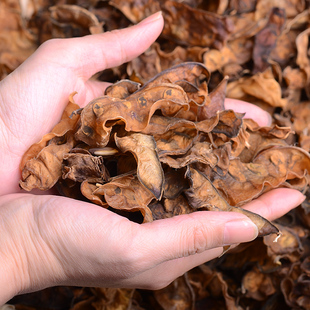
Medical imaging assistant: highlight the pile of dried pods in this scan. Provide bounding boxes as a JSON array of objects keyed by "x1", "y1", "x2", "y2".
[
  {"x1": 3, "y1": 0, "x2": 310, "y2": 308},
  {"x1": 20, "y1": 62, "x2": 310, "y2": 239}
]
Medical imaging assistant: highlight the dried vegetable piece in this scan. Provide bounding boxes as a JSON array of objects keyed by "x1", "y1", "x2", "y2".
[
  {"x1": 155, "y1": 125, "x2": 198, "y2": 157},
  {"x1": 80, "y1": 180, "x2": 108, "y2": 207},
  {"x1": 104, "y1": 80, "x2": 141, "y2": 99},
  {"x1": 212, "y1": 109, "x2": 244, "y2": 138},
  {"x1": 197, "y1": 77, "x2": 227, "y2": 119},
  {"x1": 140, "y1": 115, "x2": 195, "y2": 135},
  {"x1": 20, "y1": 92, "x2": 80, "y2": 169},
  {"x1": 160, "y1": 142, "x2": 218, "y2": 169},
  {"x1": 184, "y1": 167, "x2": 279, "y2": 236},
  {"x1": 161, "y1": 1, "x2": 233, "y2": 49},
  {"x1": 163, "y1": 168, "x2": 189, "y2": 199},
  {"x1": 242, "y1": 266, "x2": 276, "y2": 301},
  {"x1": 164, "y1": 195, "x2": 193, "y2": 217},
  {"x1": 0, "y1": 1, "x2": 37, "y2": 79},
  {"x1": 211, "y1": 146, "x2": 310, "y2": 206},
  {"x1": 94, "y1": 175, "x2": 154, "y2": 223},
  {"x1": 115, "y1": 133, "x2": 164, "y2": 200},
  {"x1": 49, "y1": 4, "x2": 103, "y2": 36},
  {"x1": 143, "y1": 62, "x2": 210, "y2": 89},
  {"x1": 149, "y1": 195, "x2": 193, "y2": 221},
  {"x1": 75, "y1": 83, "x2": 189, "y2": 147},
  {"x1": 62, "y1": 152, "x2": 109, "y2": 183},
  {"x1": 252, "y1": 7, "x2": 286, "y2": 73},
  {"x1": 20, "y1": 134, "x2": 75, "y2": 191},
  {"x1": 226, "y1": 68, "x2": 288, "y2": 109}
]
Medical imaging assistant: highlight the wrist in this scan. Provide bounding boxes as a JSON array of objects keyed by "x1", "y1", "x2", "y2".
[
  {"x1": 0, "y1": 194, "x2": 63, "y2": 304},
  {"x1": 0, "y1": 256, "x2": 20, "y2": 305}
]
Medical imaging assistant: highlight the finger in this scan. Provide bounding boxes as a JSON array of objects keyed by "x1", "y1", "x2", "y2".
[
  {"x1": 224, "y1": 98, "x2": 272, "y2": 127},
  {"x1": 132, "y1": 211, "x2": 258, "y2": 268},
  {"x1": 38, "y1": 11, "x2": 164, "y2": 81},
  {"x1": 242, "y1": 188, "x2": 305, "y2": 221},
  {"x1": 123, "y1": 189, "x2": 306, "y2": 289},
  {"x1": 80, "y1": 80, "x2": 112, "y2": 105}
]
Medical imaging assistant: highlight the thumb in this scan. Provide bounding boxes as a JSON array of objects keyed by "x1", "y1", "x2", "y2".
[
  {"x1": 34, "y1": 11, "x2": 164, "y2": 80},
  {"x1": 135, "y1": 211, "x2": 258, "y2": 264}
]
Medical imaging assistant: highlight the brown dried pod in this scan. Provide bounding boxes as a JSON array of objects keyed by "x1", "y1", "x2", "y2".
[
  {"x1": 75, "y1": 83, "x2": 189, "y2": 147},
  {"x1": 94, "y1": 174, "x2": 154, "y2": 222},
  {"x1": 115, "y1": 133, "x2": 164, "y2": 200},
  {"x1": 184, "y1": 166, "x2": 279, "y2": 237},
  {"x1": 20, "y1": 134, "x2": 75, "y2": 191}
]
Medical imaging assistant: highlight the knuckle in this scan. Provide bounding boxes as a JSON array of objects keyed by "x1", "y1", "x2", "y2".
[
  {"x1": 39, "y1": 38, "x2": 62, "y2": 51},
  {"x1": 116, "y1": 233, "x2": 152, "y2": 276},
  {"x1": 182, "y1": 216, "x2": 214, "y2": 256}
]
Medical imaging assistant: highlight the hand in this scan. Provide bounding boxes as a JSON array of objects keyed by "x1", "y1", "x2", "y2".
[{"x1": 0, "y1": 12, "x2": 305, "y2": 305}]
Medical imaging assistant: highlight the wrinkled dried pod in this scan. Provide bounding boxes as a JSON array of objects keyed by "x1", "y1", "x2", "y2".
[
  {"x1": 115, "y1": 133, "x2": 164, "y2": 200},
  {"x1": 184, "y1": 166, "x2": 279, "y2": 237}
]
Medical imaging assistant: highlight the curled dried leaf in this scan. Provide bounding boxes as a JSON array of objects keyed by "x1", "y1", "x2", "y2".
[
  {"x1": 160, "y1": 142, "x2": 218, "y2": 169},
  {"x1": 163, "y1": 167, "x2": 189, "y2": 199},
  {"x1": 49, "y1": 4, "x2": 103, "y2": 35},
  {"x1": 104, "y1": 79, "x2": 141, "y2": 99}
]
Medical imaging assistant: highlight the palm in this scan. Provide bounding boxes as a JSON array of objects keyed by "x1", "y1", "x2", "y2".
[
  {"x1": 0, "y1": 18, "x2": 164, "y2": 195},
  {"x1": 0, "y1": 54, "x2": 100, "y2": 194}
]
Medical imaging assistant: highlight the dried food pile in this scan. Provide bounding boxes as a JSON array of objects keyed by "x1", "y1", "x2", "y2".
[
  {"x1": 19, "y1": 62, "x2": 308, "y2": 238},
  {"x1": 3, "y1": 0, "x2": 310, "y2": 309}
]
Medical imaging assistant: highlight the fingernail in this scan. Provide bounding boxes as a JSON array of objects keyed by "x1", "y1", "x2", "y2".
[
  {"x1": 224, "y1": 219, "x2": 258, "y2": 245},
  {"x1": 139, "y1": 11, "x2": 163, "y2": 26}
]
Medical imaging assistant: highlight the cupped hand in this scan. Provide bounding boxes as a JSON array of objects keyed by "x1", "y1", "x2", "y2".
[
  {"x1": 0, "y1": 11, "x2": 305, "y2": 306},
  {"x1": 0, "y1": 188, "x2": 305, "y2": 304},
  {"x1": 0, "y1": 12, "x2": 164, "y2": 195}
]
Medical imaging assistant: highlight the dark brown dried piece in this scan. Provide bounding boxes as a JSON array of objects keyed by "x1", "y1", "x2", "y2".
[
  {"x1": 62, "y1": 152, "x2": 109, "y2": 183},
  {"x1": 161, "y1": 1, "x2": 233, "y2": 49},
  {"x1": 20, "y1": 93, "x2": 80, "y2": 169},
  {"x1": 49, "y1": 4, "x2": 103, "y2": 36}
]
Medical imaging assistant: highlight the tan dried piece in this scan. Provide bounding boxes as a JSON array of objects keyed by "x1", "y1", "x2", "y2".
[
  {"x1": 94, "y1": 175, "x2": 154, "y2": 223},
  {"x1": 20, "y1": 134, "x2": 75, "y2": 191},
  {"x1": 20, "y1": 92, "x2": 80, "y2": 169},
  {"x1": 75, "y1": 83, "x2": 189, "y2": 147},
  {"x1": 115, "y1": 133, "x2": 164, "y2": 200}
]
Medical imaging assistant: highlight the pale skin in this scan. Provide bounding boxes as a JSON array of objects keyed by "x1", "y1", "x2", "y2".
[{"x1": 0, "y1": 12, "x2": 305, "y2": 305}]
